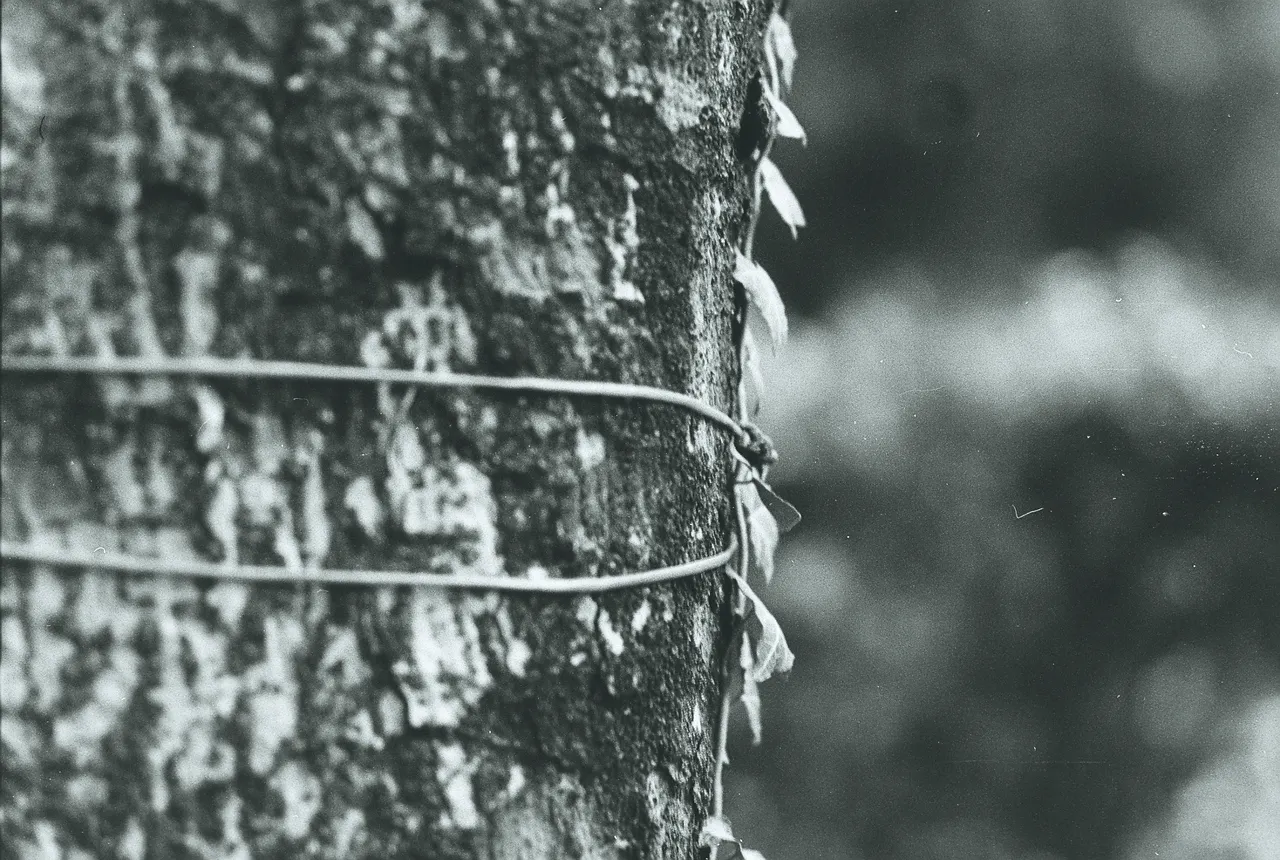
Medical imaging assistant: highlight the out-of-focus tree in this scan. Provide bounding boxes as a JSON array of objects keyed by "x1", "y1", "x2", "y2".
[{"x1": 0, "y1": 0, "x2": 766, "y2": 856}]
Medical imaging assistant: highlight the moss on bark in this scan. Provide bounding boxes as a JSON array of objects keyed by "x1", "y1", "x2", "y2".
[{"x1": 1, "y1": 0, "x2": 769, "y2": 856}]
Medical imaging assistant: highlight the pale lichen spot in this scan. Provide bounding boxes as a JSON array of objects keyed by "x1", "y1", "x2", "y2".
[
  {"x1": 396, "y1": 589, "x2": 493, "y2": 728},
  {"x1": 631, "y1": 599, "x2": 652, "y2": 634},
  {"x1": 64, "y1": 772, "x2": 110, "y2": 813},
  {"x1": 654, "y1": 69, "x2": 709, "y2": 132},
  {"x1": 506, "y1": 638, "x2": 532, "y2": 677},
  {"x1": 596, "y1": 44, "x2": 622, "y2": 98},
  {"x1": 480, "y1": 223, "x2": 602, "y2": 301},
  {"x1": 25, "y1": 821, "x2": 61, "y2": 860},
  {"x1": 28, "y1": 629, "x2": 74, "y2": 711},
  {"x1": 204, "y1": 473, "x2": 240, "y2": 566},
  {"x1": 54, "y1": 701, "x2": 121, "y2": 766},
  {"x1": 28, "y1": 566, "x2": 67, "y2": 627},
  {"x1": 72, "y1": 571, "x2": 118, "y2": 639},
  {"x1": 118, "y1": 817, "x2": 146, "y2": 860},
  {"x1": 343, "y1": 709, "x2": 383, "y2": 751},
  {"x1": 209, "y1": 795, "x2": 251, "y2": 860},
  {"x1": 435, "y1": 742, "x2": 481, "y2": 830},
  {"x1": 205, "y1": 582, "x2": 250, "y2": 629},
  {"x1": 501, "y1": 125, "x2": 520, "y2": 177},
  {"x1": 332, "y1": 807, "x2": 368, "y2": 856},
  {"x1": 345, "y1": 475, "x2": 387, "y2": 538},
  {"x1": 174, "y1": 215, "x2": 230, "y2": 355},
  {"x1": 576, "y1": 595, "x2": 599, "y2": 628},
  {"x1": 549, "y1": 106, "x2": 575, "y2": 152},
  {"x1": 543, "y1": 174, "x2": 576, "y2": 238},
  {"x1": 272, "y1": 760, "x2": 323, "y2": 840},
  {"x1": 378, "y1": 689, "x2": 406, "y2": 738},
  {"x1": 318, "y1": 627, "x2": 368, "y2": 689},
  {"x1": 238, "y1": 472, "x2": 285, "y2": 528},
  {"x1": 392, "y1": 460, "x2": 502, "y2": 576},
  {"x1": 691, "y1": 602, "x2": 714, "y2": 653},
  {"x1": 242, "y1": 615, "x2": 304, "y2": 774},
  {"x1": 610, "y1": 277, "x2": 645, "y2": 304},
  {"x1": 575, "y1": 429, "x2": 606, "y2": 470},
  {"x1": 172, "y1": 723, "x2": 234, "y2": 791},
  {"x1": 247, "y1": 410, "x2": 289, "y2": 475},
  {"x1": 645, "y1": 771, "x2": 667, "y2": 820},
  {"x1": 141, "y1": 528, "x2": 191, "y2": 573},
  {"x1": 377, "y1": 278, "x2": 477, "y2": 371},
  {"x1": 423, "y1": 8, "x2": 466, "y2": 63},
  {"x1": 98, "y1": 647, "x2": 141, "y2": 709},
  {"x1": 688, "y1": 419, "x2": 717, "y2": 459},
  {"x1": 2, "y1": 717, "x2": 40, "y2": 772},
  {"x1": 0, "y1": 617, "x2": 29, "y2": 711},
  {"x1": 642, "y1": 768, "x2": 693, "y2": 857},
  {"x1": 505, "y1": 764, "x2": 527, "y2": 798},
  {"x1": 597, "y1": 608, "x2": 625, "y2": 656},
  {"x1": 297, "y1": 436, "x2": 331, "y2": 566},
  {"x1": 490, "y1": 773, "x2": 623, "y2": 860},
  {"x1": 607, "y1": 174, "x2": 644, "y2": 304},
  {"x1": 381, "y1": 409, "x2": 500, "y2": 578}
]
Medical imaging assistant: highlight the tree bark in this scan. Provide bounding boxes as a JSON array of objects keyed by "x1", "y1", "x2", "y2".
[{"x1": 1, "y1": 0, "x2": 766, "y2": 857}]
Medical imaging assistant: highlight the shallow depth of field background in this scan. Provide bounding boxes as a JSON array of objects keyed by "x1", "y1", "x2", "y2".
[{"x1": 725, "y1": 2, "x2": 1279, "y2": 859}]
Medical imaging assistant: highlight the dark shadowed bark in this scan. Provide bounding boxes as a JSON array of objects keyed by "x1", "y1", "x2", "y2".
[{"x1": 1, "y1": 0, "x2": 768, "y2": 857}]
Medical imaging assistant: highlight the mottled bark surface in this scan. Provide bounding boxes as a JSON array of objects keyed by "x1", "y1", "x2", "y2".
[{"x1": 0, "y1": 0, "x2": 766, "y2": 857}]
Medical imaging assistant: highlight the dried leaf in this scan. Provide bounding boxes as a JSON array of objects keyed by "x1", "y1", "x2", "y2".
[
  {"x1": 737, "y1": 483, "x2": 780, "y2": 584},
  {"x1": 740, "y1": 634, "x2": 763, "y2": 745},
  {"x1": 750, "y1": 503, "x2": 780, "y2": 584},
  {"x1": 734, "y1": 251, "x2": 787, "y2": 350},
  {"x1": 767, "y1": 13, "x2": 798, "y2": 91},
  {"x1": 762, "y1": 87, "x2": 806, "y2": 143},
  {"x1": 759, "y1": 158, "x2": 806, "y2": 238},
  {"x1": 346, "y1": 200, "x2": 384, "y2": 261},
  {"x1": 727, "y1": 569, "x2": 795, "y2": 683},
  {"x1": 751, "y1": 476, "x2": 802, "y2": 533},
  {"x1": 700, "y1": 815, "x2": 737, "y2": 847}
]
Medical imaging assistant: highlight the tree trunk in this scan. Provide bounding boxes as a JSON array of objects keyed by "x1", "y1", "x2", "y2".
[{"x1": 1, "y1": 0, "x2": 766, "y2": 857}]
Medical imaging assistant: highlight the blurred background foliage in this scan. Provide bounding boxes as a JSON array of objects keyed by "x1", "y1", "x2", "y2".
[{"x1": 728, "y1": 1, "x2": 1279, "y2": 859}]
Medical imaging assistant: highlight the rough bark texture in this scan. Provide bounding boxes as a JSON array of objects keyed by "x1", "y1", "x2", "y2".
[{"x1": 0, "y1": 0, "x2": 767, "y2": 857}]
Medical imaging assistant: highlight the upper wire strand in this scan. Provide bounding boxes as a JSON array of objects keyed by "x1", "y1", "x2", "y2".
[{"x1": 0, "y1": 355, "x2": 748, "y2": 443}]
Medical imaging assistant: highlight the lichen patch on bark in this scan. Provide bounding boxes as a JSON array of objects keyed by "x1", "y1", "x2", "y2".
[
  {"x1": 489, "y1": 772, "x2": 626, "y2": 860},
  {"x1": 434, "y1": 741, "x2": 482, "y2": 830}
]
